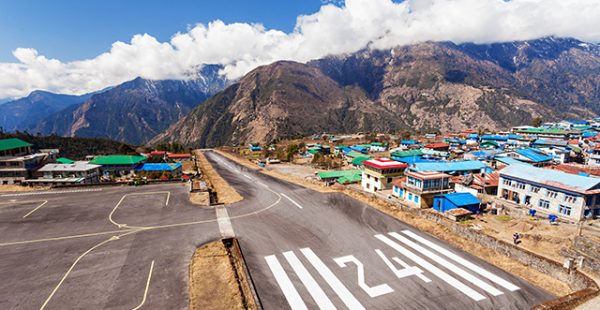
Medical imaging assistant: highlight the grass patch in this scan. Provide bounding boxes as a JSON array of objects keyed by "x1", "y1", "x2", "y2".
[{"x1": 496, "y1": 215, "x2": 513, "y2": 221}]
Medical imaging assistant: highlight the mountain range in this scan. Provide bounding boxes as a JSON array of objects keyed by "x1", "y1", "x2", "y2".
[
  {"x1": 153, "y1": 37, "x2": 600, "y2": 147},
  {"x1": 4, "y1": 37, "x2": 600, "y2": 147}
]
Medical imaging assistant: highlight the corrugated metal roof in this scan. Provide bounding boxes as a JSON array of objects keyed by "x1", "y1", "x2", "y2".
[
  {"x1": 317, "y1": 169, "x2": 360, "y2": 179},
  {"x1": 56, "y1": 157, "x2": 75, "y2": 164},
  {"x1": 390, "y1": 149, "x2": 424, "y2": 158},
  {"x1": 500, "y1": 164, "x2": 600, "y2": 193},
  {"x1": 410, "y1": 160, "x2": 487, "y2": 173},
  {"x1": 137, "y1": 163, "x2": 182, "y2": 171},
  {"x1": 38, "y1": 163, "x2": 100, "y2": 172},
  {"x1": 495, "y1": 157, "x2": 531, "y2": 166},
  {"x1": 514, "y1": 148, "x2": 553, "y2": 163},
  {"x1": 0, "y1": 138, "x2": 32, "y2": 152},
  {"x1": 89, "y1": 155, "x2": 146, "y2": 165},
  {"x1": 436, "y1": 192, "x2": 481, "y2": 206}
]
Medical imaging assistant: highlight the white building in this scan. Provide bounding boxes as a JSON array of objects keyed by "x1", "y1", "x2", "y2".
[
  {"x1": 498, "y1": 164, "x2": 600, "y2": 221},
  {"x1": 26, "y1": 162, "x2": 101, "y2": 186},
  {"x1": 361, "y1": 158, "x2": 407, "y2": 192}
]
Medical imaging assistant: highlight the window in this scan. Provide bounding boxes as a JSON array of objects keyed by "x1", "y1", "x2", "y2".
[
  {"x1": 531, "y1": 186, "x2": 541, "y2": 193},
  {"x1": 538, "y1": 199, "x2": 550, "y2": 209},
  {"x1": 414, "y1": 196, "x2": 420, "y2": 203},
  {"x1": 547, "y1": 190, "x2": 558, "y2": 199},
  {"x1": 387, "y1": 177, "x2": 392, "y2": 183},
  {"x1": 408, "y1": 193, "x2": 413, "y2": 200},
  {"x1": 559, "y1": 205, "x2": 572, "y2": 216},
  {"x1": 503, "y1": 179, "x2": 511, "y2": 186},
  {"x1": 366, "y1": 184, "x2": 370, "y2": 189},
  {"x1": 513, "y1": 182, "x2": 525, "y2": 190},
  {"x1": 564, "y1": 195, "x2": 577, "y2": 204}
]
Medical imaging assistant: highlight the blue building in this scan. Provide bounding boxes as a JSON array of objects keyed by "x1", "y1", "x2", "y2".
[{"x1": 433, "y1": 192, "x2": 481, "y2": 213}]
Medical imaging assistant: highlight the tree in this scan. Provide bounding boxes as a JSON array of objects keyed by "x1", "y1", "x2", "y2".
[
  {"x1": 531, "y1": 116, "x2": 543, "y2": 128},
  {"x1": 286, "y1": 144, "x2": 299, "y2": 161}
]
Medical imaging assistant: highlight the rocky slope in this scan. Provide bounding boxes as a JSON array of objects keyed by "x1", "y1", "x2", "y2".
[
  {"x1": 33, "y1": 65, "x2": 229, "y2": 144},
  {"x1": 154, "y1": 38, "x2": 600, "y2": 147},
  {"x1": 0, "y1": 91, "x2": 93, "y2": 132}
]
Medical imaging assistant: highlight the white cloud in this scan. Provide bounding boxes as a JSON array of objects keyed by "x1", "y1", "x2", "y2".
[{"x1": 1, "y1": 0, "x2": 600, "y2": 99}]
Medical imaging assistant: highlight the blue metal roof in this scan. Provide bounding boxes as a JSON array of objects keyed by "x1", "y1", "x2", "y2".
[
  {"x1": 467, "y1": 133, "x2": 479, "y2": 138},
  {"x1": 507, "y1": 134, "x2": 523, "y2": 140},
  {"x1": 410, "y1": 160, "x2": 487, "y2": 173},
  {"x1": 495, "y1": 157, "x2": 531, "y2": 166},
  {"x1": 501, "y1": 164, "x2": 600, "y2": 193},
  {"x1": 481, "y1": 135, "x2": 508, "y2": 141},
  {"x1": 401, "y1": 140, "x2": 417, "y2": 145},
  {"x1": 533, "y1": 139, "x2": 568, "y2": 147},
  {"x1": 137, "y1": 163, "x2": 182, "y2": 171},
  {"x1": 393, "y1": 156, "x2": 439, "y2": 165},
  {"x1": 436, "y1": 192, "x2": 481, "y2": 206},
  {"x1": 567, "y1": 120, "x2": 588, "y2": 125},
  {"x1": 514, "y1": 148, "x2": 553, "y2": 163}
]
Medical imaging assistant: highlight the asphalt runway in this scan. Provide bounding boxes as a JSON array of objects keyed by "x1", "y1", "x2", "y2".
[
  {"x1": 0, "y1": 151, "x2": 555, "y2": 309},
  {"x1": 203, "y1": 151, "x2": 555, "y2": 310}
]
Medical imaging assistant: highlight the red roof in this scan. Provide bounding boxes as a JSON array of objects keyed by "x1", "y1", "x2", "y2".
[
  {"x1": 425, "y1": 143, "x2": 449, "y2": 149},
  {"x1": 168, "y1": 153, "x2": 192, "y2": 158},
  {"x1": 567, "y1": 140, "x2": 580, "y2": 145},
  {"x1": 150, "y1": 151, "x2": 168, "y2": 155},
  {"x1": 363, "y1": 158, "x2": 408, "y2": 170}
]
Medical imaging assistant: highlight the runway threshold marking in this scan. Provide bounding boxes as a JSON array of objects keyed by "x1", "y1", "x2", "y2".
[
  {"x1": 300, "y1": 248, "x2": 365, "y2": 310},
  {"x1": 265, "y1": 255, "x2": 308, "y2": 310},
  {"x1": 282, "y1": 251, "x2": 336, "y2": 309},
  {"x1": 401, "y1": 230, "x2": 520, "y2": 292},
  {"x1": 40, "y1": 230, "x2": 140, "y2": 310},
  {"x1": 388, "y1": 232, "x2": 504, "y2": 297},
  {"x1": 281, "y1": 193, "x2": 303, "y2": 209},
  {"x1": 132, "y1": 260, "x2": 155, "y2": 310},
  {"x1": 375, "y1": 234, "x2": 486, "y2": 301},
  {"x1": 22, "y1": 200, "x2": 48, "y2": 219}
]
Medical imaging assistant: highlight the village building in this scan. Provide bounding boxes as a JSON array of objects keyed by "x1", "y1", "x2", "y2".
[
  {"x1": 26, "y1": 162, "x2": 101, "y2": 186},
  {"x1": 424, "y1": 142, "x2": 449, "y2": 152},
  {"x1": 498, "y1": 164, "x2": 600, "y2": 221},
  {"x1": 89, "y1": 155, "x2": 147, "y2": 176},
  {"x1": 452, "y1": 171, "x2": 500, "y2": 196},
  {"x1": 369, "y1": 142, "x2": 388, "y2": 152},
  {"x1": 392, "y1": 170, "x2": 452, "y2": 208},
  {"x1": 406, "y1": 160, "x2": 488, "y2": 176},
  {"x1": 497, "y1": 148, "x2": 553, "y2": 166},
  {"x1": 136, "y1": 163, "x2": 183, "y2": 178},
  {"x1": 361, "y1": 158, "x2": 407, "y2": 192},
  {"x1": 0, "y1": 138, "x2": 47, "y2": 185},
  {"x1": 433, "y1": 192, "x2": 481, "y2": 214}
]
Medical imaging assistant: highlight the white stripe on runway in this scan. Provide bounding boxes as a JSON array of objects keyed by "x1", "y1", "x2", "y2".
[
  {"x1": 389, "y1": 232, "x2": 503, "y2": 296},
  {"x1": 243, "y1": 174, "x2": 253, "y2": 180},
  {"x1": 375, "y1": 234, "x2": 486, "y2": 301},
  {"x1": 281, "y1": 193, "x2": 303, "y2": 209},
  {"x1": 1, "y1": 188, "x2": 102, "y2": 197},
  {"x1": 374, "y1": 249, "x2": 431, "y2": 283},
  {"x1": 283, "y1": 251, "x2": 336, "y2": 310},
  {"x1": 300, "y1": 248, "x2": 365, "y2": 310},
  {"x1": 265, "y1": 255, "x2": 308, "y2": 310},
  {"x1": 215, "y1": 206, "x2": 235, "y2": 237},
  {"x1": 401, "y1": 230, "x2": 520, "y2": 292}
]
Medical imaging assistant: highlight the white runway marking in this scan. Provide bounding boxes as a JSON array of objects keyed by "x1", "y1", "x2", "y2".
[
  {"x1": 1, "y1": 188, "x2": 102, "y2": 197},
  {"x1": 401, "y1": 230, "x2": 520, "y2": 292},
  {"x1": 281, "y1": 193, "x2": 303, "y2": 209},
  {"x1": 22, "y1": 200, "x2": 48, "y2": 219},
  {"x1": 375, "y1": 234, "x2": 486, "y2": 301},
  {"x1": 132, "y1": 260, "x2": 155, "y2": 310},
  {"x1": 374, "y1": 249, "x2": 431, "y2": 283},
  {"x1": 283, "y1": 251, "x2": 336, "y2": 310},
  {"x1": 265, "y1": 255, "x2": 308, "y2": 310},
  {"x1": 389, "y1": 232, "x2": 504, "y2": 297},
  {"x1": 216, "y1": 206, "x2": 235, "y2": 237},
  {"x1": 243, "y1": 174, "x2": 253, "y2": 180},
  {"x1": 301, "y1": 248, "x2": 365, "y2": 310}
]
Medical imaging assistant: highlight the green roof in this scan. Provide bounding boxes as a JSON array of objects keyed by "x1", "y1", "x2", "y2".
[
  {"x1": 345, "y1": 151, "x2": 365, "y2": 159},
  {"x1": 391, "y1": 149, "x2": 424, "y2": 158},
  {"x1": 0, "y1": 138, "x2": 32, "y2": 152},
  {"x1": 317, "y1": 169, "x2": 361, "y2": 180},
  {"x1": 371, "y1": 142, "x2": 383, "y2": 146},
  {"x1": 89, "y1": 155, "x2": 146, "y2": 165},
  {"x1": 351, "y1": 156, "x2": 371, "y2": 166},
  {"x1": 514, "y1": 127, "x2": 569, "y2": 135},
  {"x1": 336, "y1": 173, "x2": 363, "y2": 184},
  {"x1": 56, "y1": 157, "x2": 76, "y2": 164}
]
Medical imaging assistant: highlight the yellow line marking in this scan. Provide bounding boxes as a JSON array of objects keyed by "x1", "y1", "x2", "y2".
[
  {"x1": 0, "y1": 229, "x2": 131, "y2": 247},
  {"x1": 132, "y1": 260, "x2": 155, "y2": 310},
  {"x1": 22, "y1": 200, "x2": 48, "y2": 219},
  {"x1": 108, "y1": 191, "x2": 171, "y2": 229},
  {"x1": 39, "y1": 230, "x2": 140, "y2": 310}
]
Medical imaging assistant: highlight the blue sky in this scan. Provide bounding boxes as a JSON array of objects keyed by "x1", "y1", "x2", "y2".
[{"x1": 0, "y1": 0, "x2": 326, "y2": 62}]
